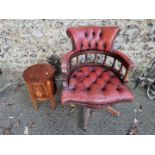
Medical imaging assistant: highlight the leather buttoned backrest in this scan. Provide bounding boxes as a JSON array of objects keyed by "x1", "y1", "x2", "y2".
[{"x1": 67, "y1": 26, "x2": 120, "y2": 53}]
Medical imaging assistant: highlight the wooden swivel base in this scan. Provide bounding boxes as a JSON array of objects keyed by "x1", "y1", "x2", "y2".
[
  {"x1": 83, "y1": 106, "x2": 120, "y2": 131},
  {"x1": 106, "y1": 106, "x2": 120, "y2": 117}
]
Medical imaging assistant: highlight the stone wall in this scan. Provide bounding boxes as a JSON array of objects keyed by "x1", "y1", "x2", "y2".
[{"x1": 0, "y1": 19, "x2": 155, "y2": 74}]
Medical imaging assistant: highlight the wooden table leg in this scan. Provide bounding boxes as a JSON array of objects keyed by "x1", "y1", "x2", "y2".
[
  {"x1": 50, "y1": 95, "x2": 56, "y2": 110},
  {"x1": 46, "y1": 80, "x2": 57, "y2": 110},
  {"x1": 31, "y1": 98, "x2": 38, "y2": 110},
  {"x1": 26, "y1": 83, "x2": 38, "y2": 110}
]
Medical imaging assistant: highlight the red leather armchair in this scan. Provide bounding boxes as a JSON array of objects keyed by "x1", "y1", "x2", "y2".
[{"x1": 61, "y1": 26, "x2": 135, "y2": 130}]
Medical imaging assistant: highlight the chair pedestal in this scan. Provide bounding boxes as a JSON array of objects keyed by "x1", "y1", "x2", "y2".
[
  {"x1": 83, "y1": 108, "x2": 92, "y2": 131},
  {"x1": 83, "y1": 106, "x2": 120, "y2": 131}
]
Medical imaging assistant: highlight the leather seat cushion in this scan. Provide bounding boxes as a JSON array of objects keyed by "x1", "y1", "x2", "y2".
[{"x1": 61, "y1": 66, "x2": 134, "y2": 108}]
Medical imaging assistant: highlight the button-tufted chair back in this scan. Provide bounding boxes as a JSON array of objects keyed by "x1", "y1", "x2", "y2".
[{"x1": 67, "y1": 26, "x2": 120, "y2": 52}]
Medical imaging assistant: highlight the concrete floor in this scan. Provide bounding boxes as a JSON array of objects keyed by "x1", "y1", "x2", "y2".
[{"x1": 0, "y1": 73, "x2": 155, "y2": 135}]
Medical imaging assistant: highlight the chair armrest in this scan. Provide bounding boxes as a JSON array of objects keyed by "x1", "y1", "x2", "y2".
[
  {"x1": 61, "y1": 50, "x2": 75, "y2": 74},
  {"x1": 114, "y1": 50, "x2": 134, "y2": 70},
  {"x1": 61, "y1": 51, "x2": 75, "y2": 87},
  {"x1": 113, "y1": 50, "x2": 134, "y2": 82}
]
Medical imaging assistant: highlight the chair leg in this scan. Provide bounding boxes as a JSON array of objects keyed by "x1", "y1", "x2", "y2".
[
  {"x1": 83, "y1": 107, "x2": 91, "y2": 131},
  {"x1": 106, "y1": 106, "x2": 120, "y2": 116}
]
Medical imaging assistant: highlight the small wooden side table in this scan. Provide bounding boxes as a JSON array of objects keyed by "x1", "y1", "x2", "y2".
[{"x1": 23, "y1": 64, "x2": 56, "y2": 110}]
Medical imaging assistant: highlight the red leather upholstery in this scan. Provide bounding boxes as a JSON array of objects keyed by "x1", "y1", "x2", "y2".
[
  {"x1": 61, "y1": 26, "x2": 134, "y2": 109},
  {"x1": 67, "y1": 26, "x2": 120, "y2": 52},
  {"x1": 61, "y1": 66, "x2": 134, "y2": 108}
]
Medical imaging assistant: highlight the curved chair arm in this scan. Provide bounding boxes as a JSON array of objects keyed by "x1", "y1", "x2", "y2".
[
  {"x1": 61, "y1": 50, "x2": 75, "y2": 74},
  {"x1": 113, "y1": 50, "x2": 134, "y2": 82},
  {"x1": 114, "y1": 50, "x2": 134, "y2": 70},
  {"x1": 61, "y1": 51, "x2": 75, "y2": 87}
]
